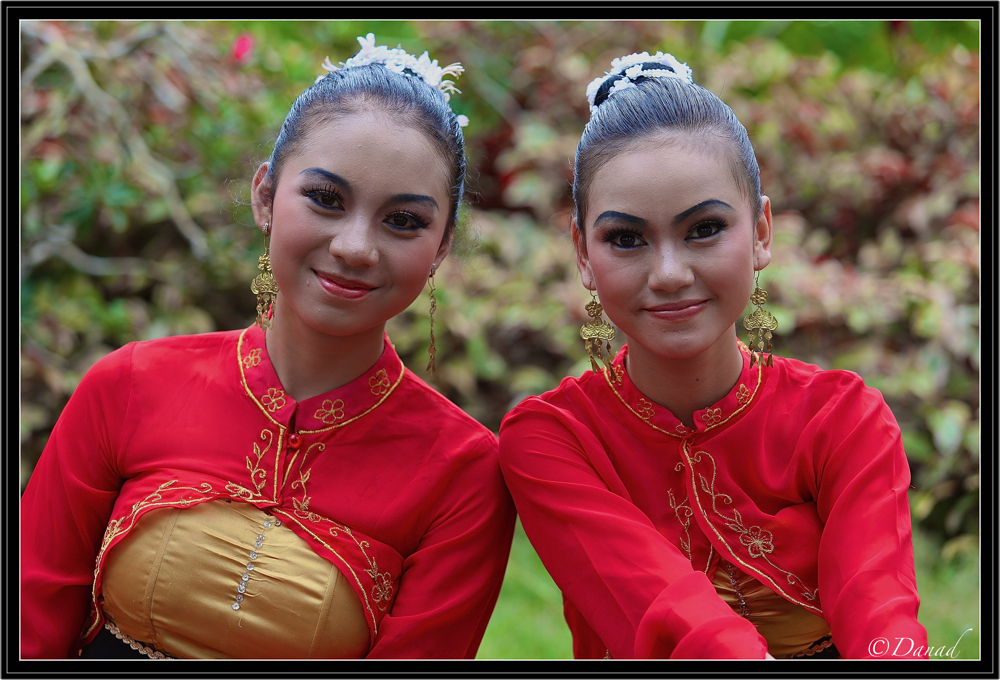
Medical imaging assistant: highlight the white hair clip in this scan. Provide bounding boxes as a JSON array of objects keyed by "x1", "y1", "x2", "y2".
[
  {"x1": 586, "y1": 51, "x2": 693, "y2": 113},
  {"x1": 316, "y1": 33, "x2": 468, "y2": 127}
]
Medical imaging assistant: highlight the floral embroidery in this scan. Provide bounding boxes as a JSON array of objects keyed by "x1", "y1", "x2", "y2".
[
  {"x1": 736, "y1": 383, "x2": 752, "y2": 407},
  {"x1": 314, "y1": 399, "x2": 345, "y2": 425},
  {"x1": 635, "y1": 398, "x2": 655, "y2": 420},
  {"x1": 261, "y1": 387, "x2": 286, "y2": 412},
  {"x1": 667, "y1": 483, "x2": 694, "y2": 561},
  {"x1": 226, "y1": 429, "x2": 273, "y2": 500},
  {"x1": 291, "y1": 442, "x2": 326, "y2": 522},
  {"x1": 739, "y1": 525, "x2": 775, "y2": 558},
  {"x1": 242, "y1": 348, "x2": 262, "y2": 370},
  {"x1": 675, "y1": 424, "x2": 689, "y2": 435},
  {"x1": 701, "y1": 407, "x2": 723, "y2": 427},
  {"x1": 330, "y1": 524, "x2": 395, "y2": 612},
  {"x1": 368, "y1": 369, "x2": 391, "y2": 396},
  {"x1": 611, "y1": 364, "x2": 625, "y2": 386},
  {"x1": 685, "y1": 446, "x2": 820, "y2": 607}
]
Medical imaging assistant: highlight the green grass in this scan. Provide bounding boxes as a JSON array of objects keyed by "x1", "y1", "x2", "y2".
[{"x1": 478, "y1": 521, "x2": 980, "y2": 659}]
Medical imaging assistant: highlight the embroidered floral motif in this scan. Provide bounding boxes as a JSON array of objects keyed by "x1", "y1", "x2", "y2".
[
  {"x1": 261, "y1": 387, "x2": 286, "y2": 412},
  {"x1": 314, "y1": 399, "x2": 345, "y2": 425},
  {"x1": 667, "y1": 485, "x2": 694, "y2": 562},
  {"x1": 242, "y1": 348, "x2": 262, "y2": 370},
  {"x1": 736, "y1": 383, "x2": 752, "y2": 407},
  {"x1": 635, "y1": 398, "x2": 655, "y2": 420},
  {"x1": 226, "y1": 429, "x2": 273, "y2": 501},
  {"x1": 330, "y1": 524, "x2": 396, "y2": 612},
  {"x1": 739, "y1": 525, "x2": 775, "y2": 558},
  {"x1": 701, "y1": 407, "x2": 723, "y2": 427},
  {"x1": 611, "y1": 363, "x2": 625, "y2": 386},
  {"x1": 368, "y1": 369, "x2": 391, "y2": 396},
  {"x1": 675, "y1": 424, "x2": 689, "y2": 435},
  {"x1": 291, "y1": 442, "x2": 326, "y2": 522},
  {"x1": 686, "y1": 447, "x2": 820, "y2": 607}
]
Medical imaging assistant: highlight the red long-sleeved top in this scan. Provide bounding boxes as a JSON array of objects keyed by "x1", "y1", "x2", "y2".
[{"x1": 21, "y1": 325, "x2": 515, "y2": 659}]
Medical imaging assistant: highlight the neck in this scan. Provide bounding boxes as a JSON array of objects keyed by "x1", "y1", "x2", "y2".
[
  {"x1": 264, "y1": 301, "x2": 386, "y2": 403},
  {"x1": 625, "y1": 328, "x2": 744, "y2": 428}
]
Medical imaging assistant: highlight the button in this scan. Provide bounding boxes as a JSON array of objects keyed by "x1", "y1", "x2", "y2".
[
  {"x1": 255, "y1": 541, "x2": 263, "y2": 548},
  {"x1": 288, "y1": 433, "x2": 301, "y2": 450},
  {"x1": 232, "y1": 603, "x2": 241, "y2": 610},
  {"x1": 249, "y1": 552, "x2": 258, "y2": 560},
  {"x1": 257, "y1": 535, "x2": 265, "y2": 542},
  {"x1": 263, "y1": 521, "x2": 271, "y2": 528},
  {"x1": 236, "y1": 594, "x2": 244, "y2": 602},
  {"x1": 241, "y1": 573, "x2": 250, "y2": 582},
  {"x1": 238, "y1": 583, "x2": 246, "y2": 593},
  {"x1": 246, "y1": 563, "x2": 255, "y2": 571},
  {"x1": 274, "y1": 520, "x2": 281, "y2": 526}
]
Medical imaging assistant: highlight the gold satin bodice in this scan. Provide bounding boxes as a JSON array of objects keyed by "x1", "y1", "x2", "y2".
[
  {"x1": 100, "y1": 500, "x2": 370, "y2": 659},
  {"x1": 712, "y1": 560, "x2": 832, "y2": 658}
]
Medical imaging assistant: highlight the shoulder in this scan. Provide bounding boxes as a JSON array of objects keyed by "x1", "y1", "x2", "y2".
[
  {"x1": 498, "y1": 370, "x2": 606, "y2": 454},
  {"x1": 769, "y1": 354, "x2": 894, "y2": 422},
  {"x1": 393, "y1": 368, "x2": 498, "y2": 457}
]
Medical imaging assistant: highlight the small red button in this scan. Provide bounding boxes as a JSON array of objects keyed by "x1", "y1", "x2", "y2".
[{"x1": 288, "y1": 433, "x2": 301, "y2": 450}]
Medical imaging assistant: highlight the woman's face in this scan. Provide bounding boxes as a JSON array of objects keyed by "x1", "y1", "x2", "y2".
[
  {"x1": 575, "y1": 135, "x2": 772, "y2": 362},
  {"x1": 251, "y1": 110, "x2": 452, "y2": 340}
]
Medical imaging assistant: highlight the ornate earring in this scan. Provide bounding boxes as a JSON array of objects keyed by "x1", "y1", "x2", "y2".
[
  {"x1": 426, "y1": 264, "x2": 437, "y2": 372},
  {"x1": 251, "y1": 222, "x2": 279, "y2": 330},
  {"x1": 580, "y1": 290, "x2": 616, "y2": 373},
  {"x1": 743, "y1": 270, "x2": 778, "y2": 367}
]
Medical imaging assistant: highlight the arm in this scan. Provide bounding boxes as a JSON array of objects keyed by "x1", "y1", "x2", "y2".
[
  {"x1": 499, "y1": 401, "x2": 767, "y2": 659},
  {"x1": 365, "y1": 435, "x2": 516, "y2": 659},
  {"x1": 20, "y1": 346, "x2": 132, "y2": 658},
  {"x1": 814, "y1": 379, "x2": 928, "y2": 659}
]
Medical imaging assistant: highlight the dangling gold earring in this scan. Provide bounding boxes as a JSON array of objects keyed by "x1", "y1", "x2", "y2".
[
  {"x1": 251, "y1": 222, "x2": 279, "y2": 330},
  {"x1": 743, "y1": 269, "x2": 778, "y2": 367},
  {"x1": 580, "y1": 289, "x2": 616, "y2": 373},
  {"x1": 426, "y1": 264, "x2": 437, "y2": 372}
]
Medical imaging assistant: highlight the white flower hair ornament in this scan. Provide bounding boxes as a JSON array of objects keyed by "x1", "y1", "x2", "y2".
[
  {"x1": 317, "y1": 33, "x2": 469, "y2": 127},
  {"x1": 585, "y1": 51, "x2": 693, "y2": 114}
]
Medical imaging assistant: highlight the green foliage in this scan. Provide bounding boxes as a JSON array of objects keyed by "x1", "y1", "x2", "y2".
[{"x1": 21, "y1": 21, "x2": 979, "y2": 631}]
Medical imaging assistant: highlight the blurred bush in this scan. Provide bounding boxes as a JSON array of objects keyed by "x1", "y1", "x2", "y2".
[{"x1": 20, "y1": 21, "x2": 979, "y2": 564}]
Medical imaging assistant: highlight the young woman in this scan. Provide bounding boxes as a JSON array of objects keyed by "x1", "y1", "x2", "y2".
[
  {"x1": 21, "y1": 34, "x2": 515, "y2": 660},
  {"x1": 499, "y1": 51, "x2": 927, "y2": 660}
]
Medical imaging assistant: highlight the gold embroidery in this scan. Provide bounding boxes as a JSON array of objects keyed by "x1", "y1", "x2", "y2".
[
  {"x1": 261, "y1": 387, "x2": 286, "y2": 412},
  {"x1": 86, "y1": 480, "x2": 215, "y2": 639},
  {"x1": 701, "y1": 407, "x2": 723, "y2": 427},
  {"x1": 314, "y1": 399, "x2": 345, "y2": 425},
  {"x1": 242, "y1": 348, "x2": 262, "y2": 370},
  {"x1": 368, "y1": 369, "x2": 391, "y2": 396},
  {"x1": 611, "y1": 364, "x2": 625, "y2": 386},
  {"x1": 225, "y1": 429, "x2": 274, "y2": 501},
  {"x1": 667, "y1": 485, "x2": 694, "y2": 562},
  {"x1": 272, "y1": 510, "x2": 380, "y2": 636},
  {"x1": 675, "y1": 425, "x2": 689, "y2": 435},
  {"x1": 736, "y1": 383, "x2": 752, "y2": 407},
  {"x1": 104, "y1": 621, "x2": 172, "y2": 659},
  {"x1": 635, "y1": 398, "x2": 655, "y2": 421},
  {"x1": 330, "y1": 524, "x2": 395, "y2": 613},
  {"x1": 291, "y1": 442, "x2": 326, "y2": 522},
  {"x1": 685, "y1": 445, "x2": 821, "y2": 611}
]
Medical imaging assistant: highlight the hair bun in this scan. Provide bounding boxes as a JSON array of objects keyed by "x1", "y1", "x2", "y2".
[{"x1": 585, "y1": 51, "x2": 693, "y2": 112}]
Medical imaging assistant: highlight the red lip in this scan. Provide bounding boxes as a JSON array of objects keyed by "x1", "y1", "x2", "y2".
[
  {"x1": 313, "y1": 270, "x2": 376, "y2": 300},
  {"x1": 644, "y1": 299, "x2": 708, "y2": 321}
]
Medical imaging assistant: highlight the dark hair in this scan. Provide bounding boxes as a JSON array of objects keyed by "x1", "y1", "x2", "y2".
[
  {"x1": 265, "y1": 63, "x2": 467, "y2": 234},
  {"x1": 574, "y1": 68, "x2": 762, "y2": 229}
]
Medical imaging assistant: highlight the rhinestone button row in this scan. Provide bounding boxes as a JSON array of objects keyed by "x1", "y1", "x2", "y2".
[{"x1": 232, "y1": 516, "x2": 281, "y2": 611}]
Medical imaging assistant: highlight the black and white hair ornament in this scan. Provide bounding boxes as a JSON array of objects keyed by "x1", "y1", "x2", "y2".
[{"x1": 586, "y1": 51, "x2": 694, "y2": 113}]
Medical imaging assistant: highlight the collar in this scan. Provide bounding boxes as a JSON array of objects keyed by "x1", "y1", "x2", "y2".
[
  {"x1": 602, "y1": 340, "x2": 763, "y2": 438},
  {"x1": 236, "y1": 325, "x2": 405, "y2": 433}
]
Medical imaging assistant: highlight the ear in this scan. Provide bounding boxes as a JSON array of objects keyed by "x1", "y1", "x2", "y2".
[
  {"x1": 753, "y1": 196, "x2": 773, "y2": 271},
  {"x1": 250, "y1": 163, "x2": 273, "y2": 232},
  {"x1": 432, "y1": 229, "x2": 453, "y2": 271},
  {"x1": 572, "y1": 218, "x2": 596, "y2": 290}
]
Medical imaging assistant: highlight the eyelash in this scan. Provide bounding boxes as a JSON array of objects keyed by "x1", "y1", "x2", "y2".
[
  {"x1": 303, "y1": 185, "x2": 431, "y2": 232},
  {"x1": 602, "y1": 227, "x2": 646, "y2": 250},
  {"x1": 687, "y1": 219, "x2": 728, "y2": 240}
]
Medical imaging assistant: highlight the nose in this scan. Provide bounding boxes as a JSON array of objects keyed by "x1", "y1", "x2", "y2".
[
  {"x1": 649, "y1": 244, "x2": 694, "y2": 292},
  {"x1": 329, "y1": 216, "x2": 379, "y2": 268}
]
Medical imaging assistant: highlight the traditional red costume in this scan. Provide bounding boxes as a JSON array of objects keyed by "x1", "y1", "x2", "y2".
[
  {"x1": 499, "y1": 342, "x2": 926, "y2": 659},
  {"x1": 22, "y1": 325, "x2": 515, "y2": 659}
]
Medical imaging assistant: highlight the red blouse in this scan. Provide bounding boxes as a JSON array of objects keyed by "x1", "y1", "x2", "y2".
[
  {"x1": 21, "y1": 325, "x2": 516, "y2": 659},
  {"x1": 499, "y1": 343, "x2": 926, "y2": 659}
]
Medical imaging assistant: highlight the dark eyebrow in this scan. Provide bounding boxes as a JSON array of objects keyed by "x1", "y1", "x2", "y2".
[
  {"x1": 674, "y1": 199, "x2": 734, "y2": 224},
  {"x1": 593, "y1": 211, "x2": 647, "y2": 229},
  {"x1": 391, "y1": 194, "x2": 439, "y2": 211},
  {"x1": 300, "y1": 168, "x2": 351, "y2": 192}
]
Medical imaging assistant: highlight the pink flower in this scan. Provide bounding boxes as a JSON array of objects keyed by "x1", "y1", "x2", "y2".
[{"x1": 231, "y1": 33, "x2": 255, "y2": 65}]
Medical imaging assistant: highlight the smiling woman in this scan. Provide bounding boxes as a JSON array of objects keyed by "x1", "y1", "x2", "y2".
[
  {"x1": 499, "y1": 50, "x2": 928, "y2": 660},
  {"x1": 20, "y1": 34, "x2": 515, "y2": 660}
]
